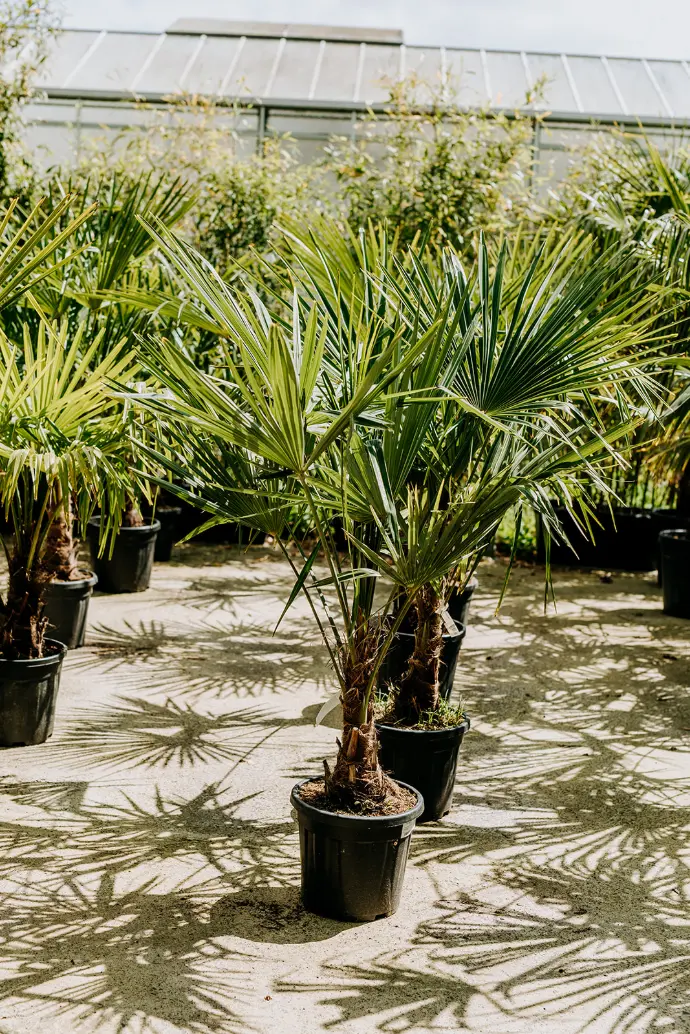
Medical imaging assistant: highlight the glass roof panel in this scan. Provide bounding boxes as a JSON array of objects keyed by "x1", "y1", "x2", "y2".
[
  {"x1": 358, "y1": 44, "x2": 401, "y2": 103},
  {"x1": 607, "y1": 58, "x2": 665, "y2": 116},
  {"x1": 402, "y1": 48, "x2": 445, "y2": 103},
  {"x1": 444, "y1": 49, "x2": 489, "y2": 107},
  {"x1": 184, "y1": 35, "x2": 243, "y2": 96},
  {"x1": 134, "y1": 34, "x2": 201, "y2": 95},
  {"x1": 645, "y1": 61, "x2": 690, "y2": 119},
  {"x1": 567, "y1": 55, "x2": 623, "y2": 115},
  {"x1": 268, "y1": 39, "x2": 321, "y2": 99},
  {"x1": 311, "y1": 42, "x2": 359, "y2": 102},
  {"x1": 36, "y1": 30, "x2": 101, "y2": 88},
  {"x1": 485, "y1": 51, "x2": 530, "y2": 108},
  {"x1": 230, "y1": 36, "x2": 282, "y2": 97},
  {"x1": 526, "y1": 53, "x2": 577, "y2": 111},
  {"x1": 66, "y1": 32, "x2": 160, "y2": 93}
]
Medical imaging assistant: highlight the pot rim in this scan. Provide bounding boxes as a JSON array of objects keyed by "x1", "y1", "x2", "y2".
[
  {"x1": 88, "y1": 516, "x2": 161, "y2": 534},
  {"x1": 291, "y1": 776, "x2": 423, "y2": 826},
  {"x1": 45, "y1": 571, "x2": 98, "y2": 590},
  {"x1": 376, "y1": 716, "x2": 471, "y2": 736},
  {"x1": 659, "y1": 528, "x2": 690, "y2": 541},
  {"x1": 0, "y1": 637, "x2": 67, "y2": 666},
  {"x1": 452, "y1": 576, "x2": 478, "y2": 594}
]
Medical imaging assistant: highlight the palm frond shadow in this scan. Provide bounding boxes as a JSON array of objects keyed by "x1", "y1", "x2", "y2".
[
  {"x1": 0, "y1": 872, "x2": 256, "y2": 1034},
  {"x1": 411, "y1": 721, "x2": 690, "y2": 875},
  {"x1": 0, "y1": 778, "x2": 300, "y2": 888},
  {"x1": 49, "y1": 695, "x2": 299, "y2": 773},
  {"x1": 180, "y1": 573, "x2": 296, "y2": 614},
  {"x1": 73, "y1": 618, "x2": 333, "y2": 698},
  {"x1": 280, "y1": 857, "x2": 690, "y2": 1033}
]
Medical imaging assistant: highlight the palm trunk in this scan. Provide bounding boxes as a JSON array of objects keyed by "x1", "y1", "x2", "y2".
[
  {"x1": 394, "y1": 583, "x2": 443, "y2": 723},
  {"x1": 677, "y1": 465, "x2": 690, "y2": 516},
  {"x1": 122, "y1": 496, "x2": 144, "y2": 528},
  {"x1": 325, "y1": 618, "x2": 387, "y2": 808},
  {"x1": 43, "y1": 500, "x2": 79, "y2": 581},
  {"x1": 1, "y1": 546, "x2": 49, "y2": 659}
]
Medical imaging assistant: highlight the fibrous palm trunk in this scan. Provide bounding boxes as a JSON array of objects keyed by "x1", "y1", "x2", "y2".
[
  {"x1": 394, "y1": 583, "x2": 443, "y2": 723},
  {"x1": 325, "y1": 618, "x2": 388, "y2": 809},
  {"x1": 43, "y1": 502, "x2": 79, "y2": 582},
  {"x1": 1, "y1": 546, "x2": 49, "y2": 659},
  {"x1": 122, "y1": 496, "x2": 144, "y2": 528}
]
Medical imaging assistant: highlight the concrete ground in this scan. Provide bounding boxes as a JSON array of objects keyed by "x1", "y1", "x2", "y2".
[{"x1": 0, "y1": 543, "x2": 689, "y2": 1034}]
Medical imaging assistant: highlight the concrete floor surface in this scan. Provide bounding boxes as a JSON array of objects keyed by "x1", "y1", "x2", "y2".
[{"x1": 0, "y1": 543, "x2": 689, "y2": 1033}]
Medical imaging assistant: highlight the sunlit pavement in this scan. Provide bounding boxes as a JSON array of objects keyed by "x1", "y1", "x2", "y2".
[{"x1": 0, "y1": 543, "x2": 688, "y2": 1034}]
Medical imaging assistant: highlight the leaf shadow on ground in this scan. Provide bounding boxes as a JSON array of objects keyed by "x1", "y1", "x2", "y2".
[
  {"x1": 41, "y1": 694, "x2": 323, "y2": 774},
  {"x1": 69, "y1": 617, "x2": 332, "y2": 699},
  {"x1": 0, "y1": 772, "x2": 347, "y2": 1033},
  {"x1": 279, "y1": 565, "x2": 690, "y2": 1032}
]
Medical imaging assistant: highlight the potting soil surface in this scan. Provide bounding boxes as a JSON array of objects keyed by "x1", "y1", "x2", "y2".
[{"x1": 0, "y1": 544, "x2": 689, "y2": 1034}]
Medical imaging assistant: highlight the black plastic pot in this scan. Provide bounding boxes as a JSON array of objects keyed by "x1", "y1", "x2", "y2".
[
  {"x1": 152, "y1": 507, "x2": 182, "y2": 562},
  {"x1": 537, "y1": 506, "x2": 658, "y2": 571},
  {"x1": 291, "y1": 778, "x2": 424, "y2": 921},
  {"x1": 0, "y1": 639, "x2": 66, "y2": 746},
  {"x1": 377, "y1": 718, "x2": 470, "y2": 822},
  {"x1": 176, "y1": 498, "x2": 245, "y2": 545},
  {"x1": 87, "y1": 518, "x2": 160, "y2": 593},
  {"x1": 43, "y1": 572, "x2": 98, "y2": 649},
  {"x1": 379, "y1": 622, "x2": 466, "y2": 701},
  {"x1": 446, "y1": 577, "x2": 478, "y2": 628},
  {"x1": 653, "y1": 510, "x2": 690, "y2": 586},
  {"x1": 659, "y1": 529, "x2": 690, "y2": 618}
]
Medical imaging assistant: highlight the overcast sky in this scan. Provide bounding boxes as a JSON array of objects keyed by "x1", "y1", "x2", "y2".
[{"x1": 60, "y1": 0, "x2": 690, "y2": 60}]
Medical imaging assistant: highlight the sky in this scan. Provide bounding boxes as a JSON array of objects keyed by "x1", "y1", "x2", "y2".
[{"x1": 59, "y1": 0, "x2": 690, "y2": 61}]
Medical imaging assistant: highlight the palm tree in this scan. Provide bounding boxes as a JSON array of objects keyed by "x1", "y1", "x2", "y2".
[
  {"x1": 268, "y1": 217, "x2": 663, "y2": 723},
  {"x1": 0, "y1": 318, "x2": 135, "y2": 658},
  {"x1": 126, "y1": 215, "x2": 662, "y2": 805}
]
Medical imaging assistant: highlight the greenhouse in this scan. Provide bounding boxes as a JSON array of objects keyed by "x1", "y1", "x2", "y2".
[
  {"x1": 26, "y1": 19, "x2": 690, "y2": 177},
  {"x1": 0, "y1": 7, "x2": 689, "y2": 1034}
]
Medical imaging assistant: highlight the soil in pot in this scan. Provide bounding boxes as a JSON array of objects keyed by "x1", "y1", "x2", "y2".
[
  {"x1": 43, "y1": 571, "x2": 97, "y2": 649},
  {"x1": 291, "y1": 777, "x2": 424, "y2": 921},
  {"x1": 659, "y1": 529, "x2": 690, "y2": 618},
  {"x1": 87, "y1": 517, "x2": 160, "y2": 593},
  {"x1": 379, "y1": 621, "x2": 466, "y2": 700},
  {"x1": 376, "y1": 716, "x2": 470, "y2": 822},
  {"x1": 0, "y1": 639, "x2": 66, "y2": 746}
]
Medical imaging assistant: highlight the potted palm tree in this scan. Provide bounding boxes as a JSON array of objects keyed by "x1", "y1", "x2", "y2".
[
  {"x1": 0, "y1": 317, "x2": 133, "y2": 744},
  {"x1": 127, "y1": 210, "x2": 661, "y2": 909},
  {"x1": 272, "y1": 217, "x2": 662, "y2": 820},
  {"x1": 125, "y1": 218, "x2": 473, "y2": 920}
]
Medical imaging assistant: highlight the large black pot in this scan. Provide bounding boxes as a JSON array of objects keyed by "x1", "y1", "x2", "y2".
[
  {"x1": 659, "y1": 529, "x2": 690, "y2": 618},
  {"x1": 43, "y1": 572, "x2": 98, "y2": 649},
  {"x1": 377, "y1": 718, "x2": 470, "y2": 822},
  {"x1": 537, "y1": 506, "x2": 658, "y2": 571},
  {"x1": 379, "y1": 622, "x2": 466, "y2": 701},
  {"x1": 87, "y1": 518, "x2": 160, "y2": 593},
  {"x1": 176, "y1": 498, "x2": 245, "y2": 545},
  {"x1": 152, "y1": 507, "x2": 182, "y2": 562},
  {"x1": 446, "y1": 577, "x2": 478, "y2": 628},
  {"x1": 291, "y1": 778, "x2": 424, "y2": 921},
  {"x1": 653, "y1": 510, "x2": 690, "y2": 585},
  {"x1": 0, "y1": 639, "x2": 66, "y2": 746}
]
